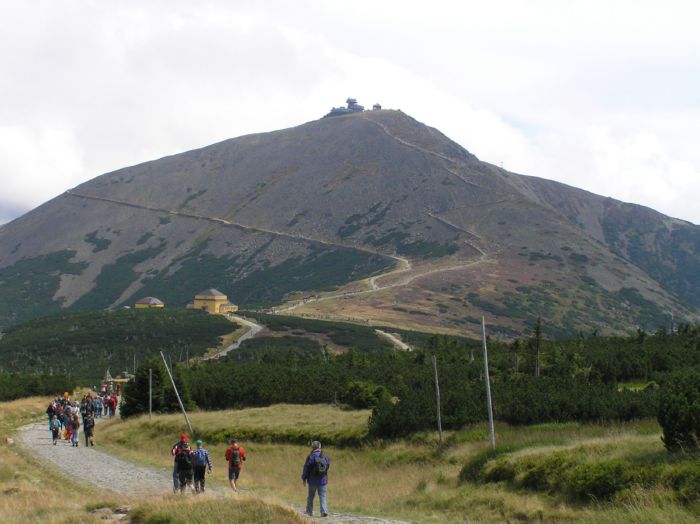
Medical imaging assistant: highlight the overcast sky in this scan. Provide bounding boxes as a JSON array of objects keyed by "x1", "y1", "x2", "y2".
[{"x1": 1, "y1": 0, "x2": 699, "y2": 225}]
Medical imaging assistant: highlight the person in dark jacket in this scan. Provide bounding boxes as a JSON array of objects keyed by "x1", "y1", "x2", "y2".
[
  {"x1": 171, "y1": 433, "x2": 189, "y2": 492},
  {"x1": 174, "y1": 441, "x2": 194, "y2": 493},
  {"x1": 83, "y1": 414, "x2": 95, "y2": 447},
  {"x1": 301, "y1": 440, "x2": 330, "y2": 517}
]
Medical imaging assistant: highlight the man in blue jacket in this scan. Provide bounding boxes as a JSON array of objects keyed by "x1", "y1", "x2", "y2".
[{"x1": 301, "y1": 440, "x2": 330, "y2": 517}]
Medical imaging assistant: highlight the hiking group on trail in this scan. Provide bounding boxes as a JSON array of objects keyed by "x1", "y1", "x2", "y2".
[
  {"x1": 45, "y1": 394, "x2": 331, "y2": 515},
  {"x1": 45, "y1": 391, "x2": 117, "y2": 447},
  {"x1": 170, "y1": 433, "x2": 331, "y2": 516}
]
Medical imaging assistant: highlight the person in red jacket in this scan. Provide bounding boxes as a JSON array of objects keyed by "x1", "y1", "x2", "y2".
[{"x1": 224, "y1": 438, "x2": 246, "y2": 492}]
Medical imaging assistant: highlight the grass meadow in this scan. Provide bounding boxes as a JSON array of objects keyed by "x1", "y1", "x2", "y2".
[
  {"x1": 0, "y1": 397, "x2": 302, "y2": 523},
  {"x1": 96, "y1": 404, "x2": 700, "y2": 523}
]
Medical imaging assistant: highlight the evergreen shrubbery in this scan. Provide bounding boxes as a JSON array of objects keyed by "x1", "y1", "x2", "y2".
[{"x1": 658, "y1": 367, "x2": 700, "y2": 452}]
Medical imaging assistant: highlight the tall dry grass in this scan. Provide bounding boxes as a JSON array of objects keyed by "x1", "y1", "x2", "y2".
[{"x1": 94, "y1": 403, "x2": 700, "y2": 523}]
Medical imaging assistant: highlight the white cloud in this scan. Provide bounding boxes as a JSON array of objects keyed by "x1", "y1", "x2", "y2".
[{"x1": 0, "y1": 0, "x2": 699, "y2": 225}]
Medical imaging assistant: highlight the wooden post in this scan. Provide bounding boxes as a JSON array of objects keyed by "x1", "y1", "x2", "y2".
[
  {"x1": 160, "y1": 351, "x2": 193, "y2": 435},
  {"x1": 431, "y1": 354, "x2": 443, "y2": 449},
  {"x1": 482, "y1": 317, "x2": 496, "y2": 450},
  {"x1": 148, "y1": 368, "x2": 152, "y2": 421}
]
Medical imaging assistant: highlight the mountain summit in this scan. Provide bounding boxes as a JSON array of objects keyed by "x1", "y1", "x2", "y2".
[{"x1": 1, "y1": 109, "x2": 698, "y2": 336}]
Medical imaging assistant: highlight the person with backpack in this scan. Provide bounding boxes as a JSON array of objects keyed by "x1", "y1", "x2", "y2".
[
  {"x1": 301, "y1": 440, "x2": 330, "y2": 517},
  {"x1": 71, "y1": 413, "x2": 80, "y2": 447},
  {"x1": 224, "y1": 437, "x2": 246, "y2": 492},
  {"x1": 83, "y1": 414, "x2": 95, "y2": 447},
  {"x1": 171, "y1": 433, "x2": 189, "y2": 492},
  {"x1": 192, "y1": 439, "x2": 212, "y2": 493},
  {"x1": 174, "y1": 441, "x2": 195, "y2": 493}
]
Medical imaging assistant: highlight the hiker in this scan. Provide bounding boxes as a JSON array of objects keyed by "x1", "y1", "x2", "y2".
[
  {"x1": 51, "y1": 415, "x2": 59, "y2": 445},
  {"x1": 171, "y1": 433, "x2": 190, "y2": 492},
  {"x1": 174, "y1": 441, "x2": 195, "y2": 493},
  {"x1": 225, "y1": 437, "x2": 246, "y2": 492},
  {"x1": 80, "y1": 394, "x2": 94, "y2": 426},
  {"x1": 94, "y1": 395, "x2": 102, "y2": 418},
  {"x1": 64, "y1": 409, "x2": 73, "y2": 442},
  {"x1": 301, "y1": 440, "x2": 330, "y2": 517},
  {"x1": 71, "y1": 413, "x2": 80, "y2": 447},
  {"x1": 84, "y1": 414, "x2": 95, "y2": 447},
  {"x1": 46, "y1": 401, "x2": 56, "y2": 431},
  {"x1": 192, "y1": 439, "x2": 212, "y2": 493}
]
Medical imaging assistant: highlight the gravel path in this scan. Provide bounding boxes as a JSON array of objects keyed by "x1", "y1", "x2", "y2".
[
  {"x1": 18, "y1": 421, "x2": 170, "y2": 497},
  {"x1": 18, "y1": 421, "x2": 411, "y2": 523}
]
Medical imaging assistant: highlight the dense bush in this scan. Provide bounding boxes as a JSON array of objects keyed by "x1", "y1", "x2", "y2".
[
  {"x1": 342, "y1": 380, "x2": 390, "y2": 409},
  {"x1": 0, "y1": 373, "x2": 73, "y2": 401},
  {"x1": 658, "y1": 367, "x2": 700, "y2": 452},
  {"x1": 0, "y1": 308, "x2": 236, "y2": 383},
  {"x1": 120, "y1": 357, "x2": 194, "y2": 418}
]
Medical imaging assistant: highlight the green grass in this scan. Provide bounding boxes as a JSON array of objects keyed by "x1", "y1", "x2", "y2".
[
  {"x1": 101, "y1": 404, "x2": 371, "y2": 447},
  {"x1": 95, "y1": 406, "x2": 700, "y2": 523},
  {"x1": 130, "y1": 497, "x2": 303, "y2": 524}
]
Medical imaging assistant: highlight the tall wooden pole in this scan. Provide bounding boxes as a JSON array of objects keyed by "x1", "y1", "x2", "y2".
[
  {"x1": 482, "y1": 317, "x2": 496, "y2": 450},
  {"x1": 431, "y1": 354, "x2": 443, "y2": 449},
  {"x1": 160, "y1": 351, "x2": 193, "y2": 435},
  {"x1": 148, "y1": 368, "x2": 153, "y2": 421}
]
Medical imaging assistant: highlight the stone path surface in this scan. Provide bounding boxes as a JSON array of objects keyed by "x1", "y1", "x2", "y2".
[
  {"x1": 19, "y1": 421, "x2": 411, "y2": 523},
  {"x1": 19, "y1": 422, "x2": 170, "y2": 497}
]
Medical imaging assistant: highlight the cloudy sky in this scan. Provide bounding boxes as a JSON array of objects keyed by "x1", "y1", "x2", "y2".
[{"x1": 1, "y1": 0, "x2": 699, "y2": 225}]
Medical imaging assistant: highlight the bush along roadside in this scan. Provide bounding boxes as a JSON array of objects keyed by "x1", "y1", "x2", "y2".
[{"x1": 459, "y1": 445, "x2": 700, "y2": 505}]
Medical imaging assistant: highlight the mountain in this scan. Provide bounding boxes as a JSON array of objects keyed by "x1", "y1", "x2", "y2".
[{"x1": 1, "y1": 108, "x2": 698, "y2": 337}]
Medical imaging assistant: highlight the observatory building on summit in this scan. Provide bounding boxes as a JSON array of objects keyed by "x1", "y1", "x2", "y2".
[{"x1": 324, "y1": 97, "x2": 382, "y2": 118}]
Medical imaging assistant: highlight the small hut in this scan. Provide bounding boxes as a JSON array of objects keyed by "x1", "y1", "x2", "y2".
[{"x1": 134, "y1": 296, "x2": 165, "y2": 309}]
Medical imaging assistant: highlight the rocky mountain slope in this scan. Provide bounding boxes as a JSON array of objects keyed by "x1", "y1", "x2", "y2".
[{"x1": 1, "y1": 109, "x2": 698, "y2": 336}]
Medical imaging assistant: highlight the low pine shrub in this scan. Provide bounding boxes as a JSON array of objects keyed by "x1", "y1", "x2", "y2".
[
  {"x1": 459, "y1": 445, "x2": 518, "y2": 483},
  {"x1": 566, "y1": 460, "x2": 632, "y2": 500},
  {"x1": 663, "y1": 462, "x2": 700, "y2": 505}
]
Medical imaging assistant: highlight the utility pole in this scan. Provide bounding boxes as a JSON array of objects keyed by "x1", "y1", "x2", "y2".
[
  {"x1": 160, "y1": 351, "x2": 193, "y2": 435},
  {"x1": 431, "y1": 354, "x2": 443, "y2": 449},
  {"x1": 482, "y1": 317, "x2": 496, "y2": 450},
  {"x1": 148, "y1": 368, "x2": 153, "y2": 421}
]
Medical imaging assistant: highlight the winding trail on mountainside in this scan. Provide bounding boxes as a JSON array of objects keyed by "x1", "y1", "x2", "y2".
[
  {"x1": 18, "y1": 421, "x2": 409, "y2": 523},
  {"x1": 65, "y1": 190, "x2": 493, "y2": 317},
  {"x1": 203, "y1": 314, "x2": 264, "y2": 360},
  {"x1": 272, "y1": 251, "x2": 491, "y2": 314}
]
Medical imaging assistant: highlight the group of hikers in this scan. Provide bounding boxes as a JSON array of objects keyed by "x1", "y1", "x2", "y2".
[
  {"x1": 46, "y1": 392, "x2": 330, "y2": 517},
  {"x1": 45, "y1": 392, "x2": 118, "y2": 447},
  {"x1": 170, "y1": 434, "x2": 330, "y2": 517}
]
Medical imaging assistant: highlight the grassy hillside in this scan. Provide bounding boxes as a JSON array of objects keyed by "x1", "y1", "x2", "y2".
[
  {"x1": 97, "y1": 405, "x2": 700, "y2": 522},
  {"x1": 0, "y1": 309, "x2": 236, "y2": 383},
  {"x1": 0, "y1": 397, "x2": 303, "y2": 524}
]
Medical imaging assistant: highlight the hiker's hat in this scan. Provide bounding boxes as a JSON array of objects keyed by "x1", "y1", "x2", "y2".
[
  {"x1": 195, "y1": 439, "x2": 203, "y2": 445},
  {"x1": 180, "y1": 433, "x2": 189, "y2": 441}
]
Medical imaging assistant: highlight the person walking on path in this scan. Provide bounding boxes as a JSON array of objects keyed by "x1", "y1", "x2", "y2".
[
  {"x1": 71, "y1": 413, "x2": 80, "y2": 447},
  {"x1": 94, "y1": 395, "x2": 102, "y2": 419},
  {"x1": 171, "y1": 433, "x2": 190, "y2": 492},
  {"x1": 83, "y1": 414, "x2": 95, "y2": 447},
  {"x1": 224, "y1": 438, "x2": 246, "y2": 492},
  {"x1": 192, "y1": 439, "x2": 212, "y2": 493},
  {"x1": 51, "y1": 415, "x2": 60, "y2": 445},
  {"x1": 174, "y1": 440, "x2": 195, "y2": 493},
  {"x1": 302, "y1": 440, "x2": 330, "y2": 517}
]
